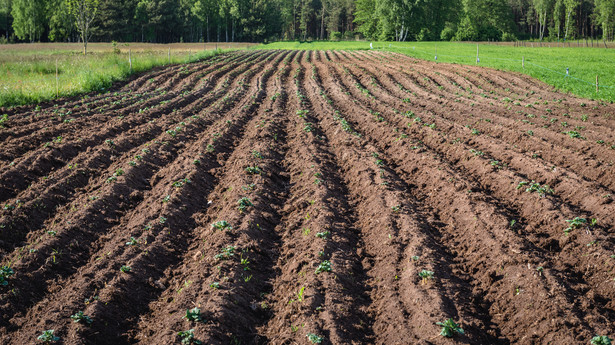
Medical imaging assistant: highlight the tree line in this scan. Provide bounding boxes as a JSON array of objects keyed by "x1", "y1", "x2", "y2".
[{"x1": 1, "y1": 0, "x2": 615, "y2": 44}]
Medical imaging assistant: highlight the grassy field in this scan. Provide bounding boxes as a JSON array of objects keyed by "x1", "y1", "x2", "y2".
[
  {"x1": 0, "y1": 43, "x2": 256, "y2": 108},
  {"x1": 258, "y1": 41, "x2": 615, "y2": 102}
]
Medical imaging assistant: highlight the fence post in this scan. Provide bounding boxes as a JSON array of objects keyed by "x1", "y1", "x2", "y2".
[
  {"x1": 129, "y1": 49, "x2": 132, "y2": 73},
  {"x1": 522, "y1": 56, "x2": 524, "y2": 69},
  {"x1": 476, "y1": 44, "x2": 479, "y2": 64},
  {"x1": 168, "y1": 47, "x2": 171, "y2": 64},
  {"x1": 55, "y1": 59, "x2": 59, "y2": 98},
  {"x1": 596, "y1": 75, "x2": 599, "y2": 93}
]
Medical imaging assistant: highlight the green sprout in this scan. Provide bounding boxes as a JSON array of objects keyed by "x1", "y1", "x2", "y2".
[
  {"x1": 237, "y1": 197, "x2": 253, "y2": 212},
  {"x1": 0, "y1": 266, "x2": 14, "y2": 286},
  {"x1": 591, "y1": 336, "x2": 612, "y2": 345},
  {"x1": 120, "y1": 265, "x2": 131, "y2": 273},
  {"x1": 214, "y1": 246, "x2": 236, "y2": 260},
  {"x1": 315, "y1": 260, "x2": 331, "y2": 274},
  {"x1": 245, "y1": 166, "x2": 262, "y2": 175},
  {"x1": 211, "y1": 220, "x2": 232, "y2": 231},
  {"x1": 37, "y1": 330, "x2": 60, "y2": 343},
  {"x1": 564, "y1": 217, "x2": 588, "y2": 234},
  {"x1": 307, "y1": 333, "x2": 324, "y2": 343},
  {"x1": 436, "y1": 319, "x2": 464, "y2": 338},
  {"x1": 183, "y1": 307, "x2": 205, "y2": 323},
  {"x1": 177, "y1": 329, "x2": 202, "y2": 345},
  {"x1": 418, "y1": 270, "x2": 434, "y2": 284},
  {"x1": 70, "y1": 311, "x2": 93, "y2": 325}
]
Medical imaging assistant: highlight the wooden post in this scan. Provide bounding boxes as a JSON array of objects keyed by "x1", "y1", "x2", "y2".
[
  {"x1": 596, "y1": 75, "x2": 599, "y2": 93},
  {"x1": 55, "y1": 59, "x2": 59, "y2": 98},
  {"x1": 168, "y1": 47, "x2": 171, "y2": 64},
  {"x1": 129, "y1": 49, "x2": 132, "y2": 73},
  {"x1": 522, "y1": 56, "x2": 525, "y2": 69}
]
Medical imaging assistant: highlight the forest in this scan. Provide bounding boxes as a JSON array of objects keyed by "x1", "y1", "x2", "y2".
[{"x1": 1, "y1": 0, "x2": 615, "y2": 44}]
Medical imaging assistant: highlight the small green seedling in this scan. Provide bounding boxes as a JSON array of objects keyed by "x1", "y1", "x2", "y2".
[
  {"x1": 307, "y1": 333, "x2": 324, "y2": 343},
  {"x1": 517, "y1": 180, "x2": 553, "y2": 197},
  {"x1": 177, "y1": 329, "x2": 202, "y2": 345},
  {"x1": 211, "y1": 220, "x2": 232, "y2": 231},
  {"x1": 210, "y1": 282, "x2": 220, "y2": 289},
  {"x1": 436, "y1": 319, "x2": 464, "y2": 338},
  {"x1": 418, "y1": 270, "x2": 434, "y2": 284},
  {"x1": 214, "y1": 246, "x2": 236, "y2": 260},
  {"x1": 70, "y1": 311, "x2": 93, "y2": 325},
  {"x1": 315, "y1": 231, "x2": 330, "y2": 239},
  {"x1": 126, "y1": 237, "x2": 139, "y2": 246},
  {"x1": 315, "y1": 260, "x2": 331, "y2": 274},
  {"x1": 183, "y1": 307, "x2": 205, "y2": 323},
  {"x1": 120, "y1": 265, "x2": 131, "y2": 273},
  {"x1": 564, "y1": 217, "x2": 588, "y2": 234},
  {"x1": 0, "y1": 266, "x2": 14, "y2": 286},
  {"x1": 37, "y1": 330, "x2": 60, "y2": 343},
  {"x1": 237, "y1": 197, "x2": 253, "y2": 212},
  {"x1": 245, "y1": 166, "x2": 262, "y2": 175},
  {"x1": 591, "y1": 335, "x2": 612, "y2": 345}
]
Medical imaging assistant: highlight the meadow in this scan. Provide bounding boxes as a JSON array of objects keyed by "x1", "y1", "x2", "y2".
[
  {"x1": 0, "y1": 43, "x2": 255, "y2": 108},
  {"x1": 258, "y1": 41, "x2": 615, "y2": 102}
]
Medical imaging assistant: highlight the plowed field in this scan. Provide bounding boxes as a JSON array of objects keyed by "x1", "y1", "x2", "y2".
[{"x1": 1, "y1": 50, "x2": 614, "y2": 345}]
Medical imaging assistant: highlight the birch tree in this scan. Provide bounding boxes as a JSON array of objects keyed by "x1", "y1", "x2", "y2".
[{"x1": 66, "y1": 0, "x2": 99, "y2": 55}]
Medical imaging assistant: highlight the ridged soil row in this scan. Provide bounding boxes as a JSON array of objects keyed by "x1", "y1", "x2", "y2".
[
  {"x1": 343, "y1": 52, "x2": 615, "y2": 231},
  {"x1": 329, "y1": 52, "x2": 615, "y2": 312},
  {"x1": 133, "y1": 51, "x2": 297, "y2": 345},
  {"x1": 353, "y1": 51, "x2": 615, "y2": 193},
  {"x1": 257, "y1": 51, "x2": 378, "y2": 345},
  {"x1": 0, "y1": 51, "x2": 284, "y2": 338},
  {"x1": 0, "y1": 53, "x2": 236, "y2": 151},
  {"x1": 0, "y1": 51, "x2": 275, "y2": 249},
  {"x1": 304, "y1": 51, "x2": 501, "y2": 344},
  {"x1": 0, "y1": 51, "x2": 274, "y2": 260},
  {"x1": 0, "y1": 51, "x2": 256, "y2": 180},
  {"x1": 360, "y1": 51, "x2": 615, "y2": 163},
  {"x1": 312, "y1": 51, "x2": 612, "y2": 344}
]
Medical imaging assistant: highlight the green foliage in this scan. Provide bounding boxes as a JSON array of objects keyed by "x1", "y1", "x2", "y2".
[
  {"x1": 517, "y1": 180, "x2": 553, "y2": 197},
  {"x1": 37, "y1": 329, "x2": 60, "y2": 343},
  {"x1": 315, "y1": 260, "x2": 331, "y2": 274},
  {"x1": 591, "y1": 335, "x2": 612, "y2": 345},
  {"x1": 183, "y1": 307, "x2": 205, "y2": 323},
  {"x1": 237, "y1": 197, "x2": 253, "y2": 212},
  {"x1": 564, "y1": 217, "x2": 592, "y2": 234},
  {"x1": 0, "y1": 114, "x2": 8, "y2": 128},
  {"x1": 436, "y1": 319, "x2": 464, "y2": 338},
  {"x1": 177, "y1": 329, "x2": 202, "y2": 345},
  {"x1": 0, "y1": 265, "x2": 14, "y2": 286},
  {"x1": 307, "y1": 333, "x2": 324, "y2": 343},
  {"x1": 70, "y1": 311, "x2": 93, "y2": 325},
  {"x1": 211, "y1": 220, "x2": 232, "y2": 231}
]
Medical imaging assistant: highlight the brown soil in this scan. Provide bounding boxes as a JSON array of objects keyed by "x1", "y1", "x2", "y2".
[{"x1": 0, "y1": 50, "x2": 614, "y2": 345}]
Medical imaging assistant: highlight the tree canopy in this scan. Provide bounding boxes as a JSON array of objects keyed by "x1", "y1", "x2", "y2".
[{"x1": 1, "y1": 0, "x2": 614, "y2": 43}]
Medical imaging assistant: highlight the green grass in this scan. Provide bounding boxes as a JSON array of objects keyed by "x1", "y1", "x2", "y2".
[
  {"x1": 0, "y1": 43, "x2": 253, "y2": 108},
  {"x1": 257, "y1": 41, "x2": 615, "y2": 102}
]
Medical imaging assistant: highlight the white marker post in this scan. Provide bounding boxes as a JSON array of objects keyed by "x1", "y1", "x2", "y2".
[
  {"x1": 55, "y1": 59, "x2": 59, "y2": 98},
  {"x1": 168, "y1": 47, "x2": 171, "y2": 64},
  {"x1": 476, "y1": 44, "x2": 479, "y2": 64},
  {"x1": 522, "y1": 56, "x2": 525, "y2": 69}
]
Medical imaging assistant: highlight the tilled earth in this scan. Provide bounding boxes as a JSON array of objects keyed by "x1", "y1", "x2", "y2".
[{"x1": 0, "y1": 50, "x2": 614, "y2": 344}]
